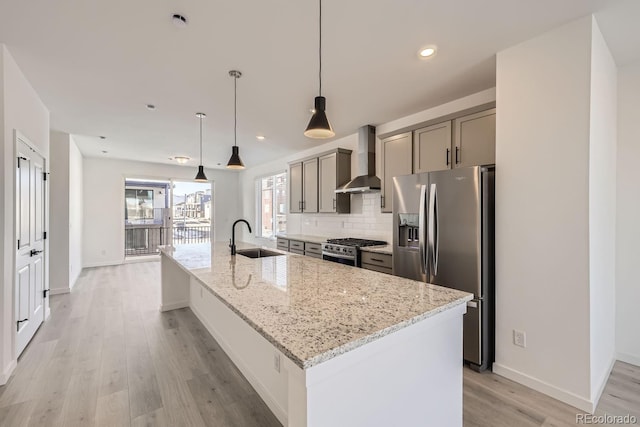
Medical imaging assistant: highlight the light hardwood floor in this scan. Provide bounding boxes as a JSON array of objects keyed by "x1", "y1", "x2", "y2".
[{"x1": 0, "y1": 261, "x2": 638, "y2": 426}]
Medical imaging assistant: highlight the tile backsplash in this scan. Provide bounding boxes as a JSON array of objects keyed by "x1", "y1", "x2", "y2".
[{"x1": 287, "y1": 193, "x2": 392, "y2": 243}]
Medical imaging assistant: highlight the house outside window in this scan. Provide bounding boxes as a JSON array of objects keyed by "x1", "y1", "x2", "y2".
[{"x1": 257, "y1": 172, "x2": 287, "y2": 238}]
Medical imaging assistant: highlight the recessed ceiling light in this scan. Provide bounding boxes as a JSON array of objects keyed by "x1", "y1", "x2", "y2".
[
  {"x1": 146, "y1": 104, "x2": 156, "y2": 111},
  {"x1": 418, "y1": 46, "x2": 437, "y2": 58},
  {"x1": 101, "y1": 150, "x2": 108, "y2": 154},
  {"x1": 256, "y1": 135, "x2": 265, "y2": 140},
  {"x1": 172, "y1": 156, "x2": 190, "y2": 164},
  {"x1": 172, "y1": 14, "x2": 188, "y2": 28},
  {"x1": 99, "y1": 136, "x2": 106, "y2": 140}
]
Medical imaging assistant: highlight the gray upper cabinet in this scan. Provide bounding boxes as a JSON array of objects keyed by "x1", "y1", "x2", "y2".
[
  {"x1": 414, "y1": 121, "x2": 452, "y2": 174},
  {"x1": 453, "y1": 108, "x2": 496, "y2": 168},
  {"x1": 302, "y1": 158, "x2": 318, "y2": 213},
  {"x1": 289, "y1": 162, "x2": 303, "y2": 213},
  {"x1": 381, "y1": 132, "x2": 413, "y2": 213},
  {"x1": 318, "y1": 149, "x2": 352, "y2": 213}
]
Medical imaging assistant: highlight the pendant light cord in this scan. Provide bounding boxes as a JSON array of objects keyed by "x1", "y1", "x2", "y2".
[
  {"x1": 199, "y1": 115, "x2": 203, "y2": 163},
  {"x1": 318, "y1": 0, "x2": 322, "y2": 97},
  {"x1": 234, "y1": 73, "x2": 238, "y2": 148}
]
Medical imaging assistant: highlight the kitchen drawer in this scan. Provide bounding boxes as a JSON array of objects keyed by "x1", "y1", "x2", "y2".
[
  {"x1": 289, "y1": 248, "x2": 304, "y2": 255},
  {"x1": 361, "y1": 252, "x2": 392, "y2": 269},
  {"x1": 362, "y1": 263, "x2": 393, "y2": 275},
  {"x1": 304, "y1": 242, "x2": 322, "y2": 254},
  {"x1": 289, "y1": 240, "x2": 304, "y2": 251},
  {"x1": 305, "y1": 251, "x2": 322, "y2": 259},
  {"x1": 277, "y1": 238, "x2": 289, "y2": 250}
]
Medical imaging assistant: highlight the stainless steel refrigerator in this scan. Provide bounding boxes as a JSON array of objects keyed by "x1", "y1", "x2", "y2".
[{"x1": 392, "y1": 166, "x2": 494, "y2": 371}]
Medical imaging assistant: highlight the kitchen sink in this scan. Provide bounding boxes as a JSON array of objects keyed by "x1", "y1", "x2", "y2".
[{"x1": 235, "y1": 248, "x2": 284, "y2": 259}]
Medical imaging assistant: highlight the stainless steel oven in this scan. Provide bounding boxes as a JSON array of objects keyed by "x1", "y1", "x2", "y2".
[{"x1": 322, "y1": 238, "x2": 387, "y2": 267}]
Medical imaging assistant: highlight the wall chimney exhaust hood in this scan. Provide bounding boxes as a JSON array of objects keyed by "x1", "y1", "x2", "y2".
[{"x1": 336, "y1": 125, "x2": 380, "y2": 193}]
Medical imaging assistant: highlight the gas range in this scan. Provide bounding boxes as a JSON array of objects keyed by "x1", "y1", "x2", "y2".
[{"x1": 321, "y1": 238, "x2": 387, "y2": 267}]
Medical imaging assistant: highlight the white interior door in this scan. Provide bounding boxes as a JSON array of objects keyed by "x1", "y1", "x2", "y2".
[{"x1": 15, "y1": 137, "x2": 46, "y2": 356}]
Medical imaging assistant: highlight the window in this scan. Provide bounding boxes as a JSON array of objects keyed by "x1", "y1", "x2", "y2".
[
  {"x1": 257, "y1": 172, "x2": 287, "y2": 238},
  {"x1": 125, "y1": 189, "x2": 154, "y2": 221}
]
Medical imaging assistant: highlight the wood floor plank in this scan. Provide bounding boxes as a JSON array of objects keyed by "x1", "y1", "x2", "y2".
[
  {"x1": 131, "y1": 407, "x2": 167, "y2": 427},
  {"x1": 27, "y1": 394, "x2": 65, "y2": 427},
  {"x1": 98, "y1": 334, "x2": 128, "y2": 397},
  {"x1": 95, "y1": 389, "x2": 130, "y2": 427}
]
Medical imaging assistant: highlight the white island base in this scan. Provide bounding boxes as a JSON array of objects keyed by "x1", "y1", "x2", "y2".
[{"x1": 161, "y1": 251, "x2": 466, "y2": 427}]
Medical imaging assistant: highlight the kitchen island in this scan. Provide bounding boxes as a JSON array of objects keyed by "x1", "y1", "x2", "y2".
[{"x1": 160, "y1": 242, "x2": 472, "y2": 427}]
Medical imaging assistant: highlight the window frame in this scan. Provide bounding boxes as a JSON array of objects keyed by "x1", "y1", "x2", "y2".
[{"x1": 255, "y1": 171, "x2": 287, "y2": 239}]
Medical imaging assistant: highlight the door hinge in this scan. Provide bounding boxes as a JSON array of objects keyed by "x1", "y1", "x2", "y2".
[
  {"x1": 17, "y1": 156, "x2": 26, "y2": 168},
  {"x1": 16, "y1": 318, "x2": 28, "y2": 331},
  {"x1": 43, "y1": 172, "x2": 49, "y2": 181},
  {"x1": 44, "y1": 231, "x2": 47, "y2": 239},
  {"x1": 43, "y1": 289, "x2": 49, "y2": 298},
  {"x1": 17, "y1": 239, "x2": 20, "y2": 249}
]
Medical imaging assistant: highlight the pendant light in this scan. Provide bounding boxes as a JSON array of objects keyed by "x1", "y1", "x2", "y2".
[
  {"x1": 226, "y1": 70, "x2": 245, "y2": 170},
  {"x1": 194, "y1": 112, "x2": 208, "y2": 181},
  {"x1": 304, "y1": 0, "x2": 335, "y2": 139}
]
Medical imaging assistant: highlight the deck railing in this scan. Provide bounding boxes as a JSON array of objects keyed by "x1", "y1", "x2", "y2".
[{"x1": 124, "y1": 225, "x2": 212, "y2": 256}]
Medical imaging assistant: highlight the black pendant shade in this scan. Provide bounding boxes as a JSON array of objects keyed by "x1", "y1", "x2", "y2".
[
  {"x1": 304, "y1": 96, "x2": 334, "y2": 139},
  {"x1": 194, "y1": 112, "x2": 208, "y2": 182},
  {"x1": 226, "y1": 70, "x2": 245, "y2": 170},
  {"x1": 226, "y1": 146, "x2": 244, "y2": 170},
  {"x1": 194, "y1": 165, "x2": 208, "y2": 182}
]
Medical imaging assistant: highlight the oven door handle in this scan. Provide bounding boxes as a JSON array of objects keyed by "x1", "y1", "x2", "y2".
[{"x1": 322, "y1": 252, "x2": 356, "y2": 261}]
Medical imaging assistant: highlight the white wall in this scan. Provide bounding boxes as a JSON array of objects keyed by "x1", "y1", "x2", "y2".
[
  {"x1": 69, "y1": 137, "x2": 83, "y2": 287},
  {"x1": 239, "y1": 88, "x2": 496, "y2": 247},
  {"x1": 49, "y1": 131, "x2": 71, "y2": 293},
  {"x1": 494, "y1": 16, "x2": 617, "y2": 412},
  {"x1": 616, "y1": 61, "x2": 640, "y2": 367},
  {"x1": 0, "y1": 45, "x2": 50, "y2": 384},
  {"x1": 588, "y1": 18, "x2": 617, "y2": 402},
  {"x1": 82, "y1": 158, "x2": 240, "y2": 267}
]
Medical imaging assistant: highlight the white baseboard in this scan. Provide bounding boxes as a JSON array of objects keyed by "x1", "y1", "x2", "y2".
[
  {"x1": 592, "y1": 357, "x2": 616, "y2": 408},
  {"x1": 125, "y1": 255, "x2": 160, "y2": 264},
  {"x1": 616, "y1": 352, "x2": 640, "y2": 367},
  {"x1": 190, "y1": 303, "x2": 288, "y2": 426},
  {"x1": 50, "y1": 288, "x2": 71, "y2": 296},
  {"x1": 159, "y1": 301, "x2": 189, "y2": 312},
  {"x1": 83, "y1": 260, "x2": 124, "y2": 268},
  {"x1": 493, "y1": 363, "x2": 595, "y2": 413},
  {"x1": 0, "y1": 359, "x2": 17, "y2": 385}
]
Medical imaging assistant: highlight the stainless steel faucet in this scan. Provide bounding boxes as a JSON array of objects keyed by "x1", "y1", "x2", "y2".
[{"x1": 230, "y1": 219, "x2": 252, "y2": 255}]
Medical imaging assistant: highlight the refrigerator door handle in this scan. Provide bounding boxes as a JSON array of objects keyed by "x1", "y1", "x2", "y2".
[
  {"x1": 418, "y1": 184, "x2": 427, "y2": 274},
  {"x1": 428, "y1": 183, "x2": 438, "y2": 276}
]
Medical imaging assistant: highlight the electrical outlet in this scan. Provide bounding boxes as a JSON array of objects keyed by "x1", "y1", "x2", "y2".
[
  {"x1": 513, "y1": 330, "x2": 526, "y2": 348},
  {"x1": 273, "y1": 352, "x2": 280, "y2": 372}
]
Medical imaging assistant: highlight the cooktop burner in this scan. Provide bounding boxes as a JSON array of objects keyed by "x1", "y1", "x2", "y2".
[{"x1": 325, "y1": 238, "x2": 387, "y2": 247}]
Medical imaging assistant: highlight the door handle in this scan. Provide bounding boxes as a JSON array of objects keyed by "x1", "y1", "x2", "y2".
[
  {"x1": 16, "y1": 318, "x2": 28, "y2": 331},
  {"x1": 30, "y1": 249, "x2": 43, "y2": 257},
  {"x1": 418, "y1": 185, "x2": 427, "y2": 275},
  {"x1": 428, "y1": 184, "x2": 438, "y2": 276}
]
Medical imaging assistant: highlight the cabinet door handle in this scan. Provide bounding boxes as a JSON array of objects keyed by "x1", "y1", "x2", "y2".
[
  {"x1": 380, "y1": 195, "x2": 385, "y2": 208},
  {"x1": 370, "y1": 257, "x2": 385, "y2": 263},
  {"x1": 455, "y1": 147, "x2": 460, "y2": 164},
  {"x1": 446, "y1": 148, "x2": 450, "y2": 165},
  {"x1": 333, "y1": 199, "x2": 336, "y2": 210}
]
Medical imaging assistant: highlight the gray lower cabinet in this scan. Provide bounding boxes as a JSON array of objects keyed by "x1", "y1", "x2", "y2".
[
  {"x1": 361, "y1": 252, "x2": 393, "y2": 275},
  {"x1": 277, "y1": 237, "x2": 289, "y2": 251},
  {"x1": 289, "y1": 240, "x2": 304, "y2": 254},
  {"x1": 381, "y1": 133, "x2": 413, "y2": 213},
  {"x1": 304, "y1": 242, "x2": 323, "y2": 259}
]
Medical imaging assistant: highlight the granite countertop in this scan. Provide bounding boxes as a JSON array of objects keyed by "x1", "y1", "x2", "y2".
[
  {"x1": 160, "y1": 242, "x2": 472, "y2": 369},
  {"x1": 275, "y1": 234, "x2": 329, "y2": 244},
  {"x1": 360, "y1": 244, "x2": 393, "y2": 255}
]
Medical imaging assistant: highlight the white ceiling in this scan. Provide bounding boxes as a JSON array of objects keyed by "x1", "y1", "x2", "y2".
[{"x1": 0, "y1": 0, "x2": 637, "y2": 169}]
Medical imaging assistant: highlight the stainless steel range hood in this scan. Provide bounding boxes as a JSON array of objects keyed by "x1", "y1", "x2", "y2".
[{"x1": 335, "y1": 125, "x2": 381, "y2": 193}]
